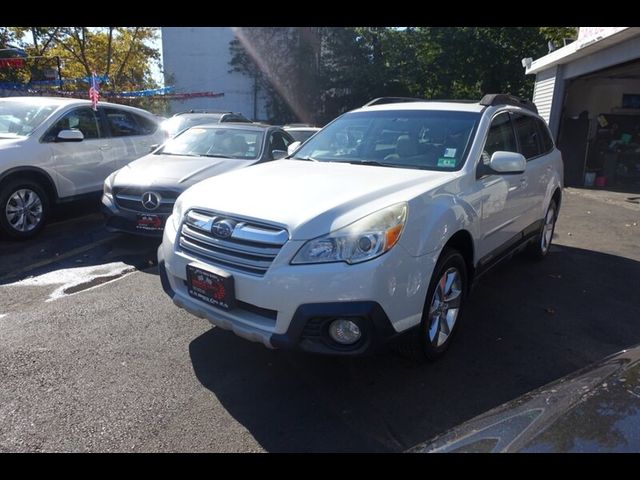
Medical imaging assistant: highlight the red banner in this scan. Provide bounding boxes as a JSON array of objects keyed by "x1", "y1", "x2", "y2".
[{"x1": 0, "y1": 58, "x2": 26, "y2": 69}]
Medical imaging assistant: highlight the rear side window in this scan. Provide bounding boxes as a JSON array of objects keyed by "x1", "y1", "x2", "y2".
[
  {"x1": 482, "y1": 112, "x2": 517, "y2": 164},
  {"x1": 223, "y1": 114, "x2": 251, "y2": 123},
  {"x1": 535, "y1": 118, "x2": 554, "y2": 154},
  {"x1": 269, "y1": 131, "x2": 292, "y2": 153},
  {"x1": 132, "y1": 113, "x2": 158, "y2": 135},
  {"x1": 512, "y1": 113, "x2": 542, "y2": 160},
  {"x1": 103, "y1": 108, "x2": 144, "y2": 137}
]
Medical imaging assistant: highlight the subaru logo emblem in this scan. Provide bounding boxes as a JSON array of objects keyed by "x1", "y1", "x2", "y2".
[
  {"x1": 141, "y1": 191, "x2": 160, "y2": 211},
  {"x1": 211, "y1": 219, "x2": 235, "y2": 239}
]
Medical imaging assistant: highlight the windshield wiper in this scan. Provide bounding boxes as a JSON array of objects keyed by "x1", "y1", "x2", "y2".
[
  {"x1": 202, "y1": 154, "x2": 233, "y2": 158},
  {"x1": 347, "y1": 160, "x2": 399, "y2": 168},
  {"x1": 291, "y1": 156, "x2": 318, "y2": 162}
]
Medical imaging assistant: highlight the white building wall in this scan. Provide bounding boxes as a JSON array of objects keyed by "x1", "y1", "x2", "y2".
[
  {"x1": 161, "y1": 27, "x2": 268, "y2": 120},
  {"x1": 532, "y1": 66, "x2": 565, "y2": 138},
  {"x1": 532, "y1": 67, "x2": 557, "y2": 124}
]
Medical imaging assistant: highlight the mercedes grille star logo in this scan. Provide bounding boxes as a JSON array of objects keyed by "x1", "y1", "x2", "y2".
[
  {"x1": 141, "y1": 192, "x2": 161, "y2": 211},
  {"x1": 211, "y1": 219, "x2": 236, "y2": 239}
]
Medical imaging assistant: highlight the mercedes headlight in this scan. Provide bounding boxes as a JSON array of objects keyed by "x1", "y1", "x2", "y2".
[
  {"x1": 171, "y1": 196, "x2": 184, "y2": 231},
  {"x1": 291, "y1": 203, "x2": 407, "y2": 265},
  {"x1": 103, "y1": 171, "x2": 117, "y2": 196}
]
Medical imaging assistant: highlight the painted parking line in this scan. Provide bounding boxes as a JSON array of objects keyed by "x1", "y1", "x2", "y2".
[{"x1": 0, "y1": 234, "x2": 120, "y2": 283}]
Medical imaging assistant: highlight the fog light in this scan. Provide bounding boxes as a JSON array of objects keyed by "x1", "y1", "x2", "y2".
[{"x1": 328, "y1": 318, "x2": 362, "y2": 345}]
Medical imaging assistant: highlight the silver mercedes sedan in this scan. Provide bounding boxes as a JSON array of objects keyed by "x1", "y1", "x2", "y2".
[{"x1": 101, "y1": 122, "x2": 295, "y2": 236}]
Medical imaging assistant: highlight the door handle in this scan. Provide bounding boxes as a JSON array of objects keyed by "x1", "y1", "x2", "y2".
[{"x1": 99, "y1": 145, "x2": 112, "y2": 151}]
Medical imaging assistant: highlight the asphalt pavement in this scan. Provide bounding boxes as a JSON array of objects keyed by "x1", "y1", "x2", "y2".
[{"x1": 0, "y1": 188, "x2": 639, "y2": 452}]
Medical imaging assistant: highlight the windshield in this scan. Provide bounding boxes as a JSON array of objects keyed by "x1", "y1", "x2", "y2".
[
  {"x1": 292, "y1": 110, "x2": 480, "y2": 171},
  {"x1": 161, "y1": 115, "x2": 223, "y2": 137},
  {"x1": 0, "y1": 100, "x2": 59, "y2": 137},
  {"x1": 158, "y1": 127, "x2": 264, "y2": 160}
]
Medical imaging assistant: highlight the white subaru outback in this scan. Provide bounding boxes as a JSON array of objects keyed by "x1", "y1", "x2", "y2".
[{"x1": 158, "y1": 95, "x2": 563, "y2": 359}]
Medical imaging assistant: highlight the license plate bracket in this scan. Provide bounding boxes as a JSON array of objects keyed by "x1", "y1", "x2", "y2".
[
  {"x1": 186, "y1": 264, "x2": 235, "y2": 310},
  {"x1": 136, "y1": 213, "x2": 164, "y2": 231}
]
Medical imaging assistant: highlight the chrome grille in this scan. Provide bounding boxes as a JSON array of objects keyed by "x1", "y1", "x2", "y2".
[
  {"x1": 113, "y1": 187, "x2": 178, "y2": 214},
  {"x1": 179, "y1": 210, "x2": 288, "y2": 276}
]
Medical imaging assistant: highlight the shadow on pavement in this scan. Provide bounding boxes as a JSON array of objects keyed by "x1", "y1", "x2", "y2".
[{"x1": 189, "y1": 244, "x2": 640, "y2": 452}]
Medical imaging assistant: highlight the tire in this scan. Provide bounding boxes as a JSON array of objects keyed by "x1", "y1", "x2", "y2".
[
  {"x1": 396, "y1": 248, "x2": 468, "y2": 362},
  {"x1": 0, "y1": 179, "x2": 50, "y2": 240},
  {"x1": 527, "y1": 199, "x2": 557, "y2": 260}
]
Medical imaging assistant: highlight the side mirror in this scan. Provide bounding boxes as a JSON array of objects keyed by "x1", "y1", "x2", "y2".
[
  {"x1": 149, "y1": 144, "x2": 159, "y2": 153},
  {"x1": 486, "y1": 151, "x2": 526, "y2": 175},
  {"x1": 57, "y1": 129, "x2": 84, "y2": 142},
  {"x1": 272, "y1": 149, "x2": 288, "y2": 160},
  {"x1": 287, "y1": 141, "x2": 301, "y2": 156}
]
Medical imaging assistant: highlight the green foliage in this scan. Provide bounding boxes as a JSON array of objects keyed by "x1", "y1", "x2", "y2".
[
  {"x1": 0, "y1": 27, "x2": 166, "y2": 114},
  {"x1": 230, "y1": 27, "x2": 563, "y2": 125},
  {"x1": 540, "y1": 27, "x2": 578, "y2": 45}
]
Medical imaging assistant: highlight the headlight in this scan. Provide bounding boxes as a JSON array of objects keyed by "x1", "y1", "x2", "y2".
[
  {"x1": 103, "y1": 171, "x2": 117, "y2": 196},
  {"x1": 291, "y1": 203, "x2": 407, "y2": 265},
  {"x1": 171, "y1": 197, "x2": 184, "y2": 230}
]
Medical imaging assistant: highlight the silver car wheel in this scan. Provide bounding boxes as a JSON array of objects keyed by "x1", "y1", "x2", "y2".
[
  {"x1": 541, "y1": 205, "x2": 556, "y2": 253},
  {"x1": 5, "y1": 188, "x2": 43, "y2": 233},
  {"x1": 427, "y1": 267, "x2": 462, "y2": 348}
]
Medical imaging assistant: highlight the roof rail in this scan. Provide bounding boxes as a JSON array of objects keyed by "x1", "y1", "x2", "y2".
[
  {"x1": 174, "y1": 110, "x2": 233, "y2": 116},
  {"x1": 363, "y1": 97, "x2": 427, "y2": 107},
  {"x1": 479, "y1": 94, "x2": 538, "y2": 114}
]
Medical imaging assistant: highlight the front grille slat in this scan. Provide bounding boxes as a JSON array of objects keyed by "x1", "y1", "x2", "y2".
[
  {"x1": 179, "y1": 237, "x2": 273, "y2": 271},
  {"x1": 179, "y1": 209, "x2": 287, "y2": 277},
  {"x1": 181, "y1": 225, "x2": 280, "y2": 258}
]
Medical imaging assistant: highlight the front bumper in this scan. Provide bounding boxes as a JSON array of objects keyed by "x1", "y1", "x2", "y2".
[
  {"x1": 158, "y1": 215, "x2": 439, "y2": 355},
  {"x1": 101, "y1": 193, "x2": 168, "y2": 237}
]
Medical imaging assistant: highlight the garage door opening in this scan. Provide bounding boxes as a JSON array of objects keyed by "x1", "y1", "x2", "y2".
[{"x1": 557, "y1": 59, "x2": 640, "y2": 193}]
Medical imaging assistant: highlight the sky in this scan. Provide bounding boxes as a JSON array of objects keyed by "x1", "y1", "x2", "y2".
[{"x1": 149, "y1": 30, "x2": 164, "y2": 86}]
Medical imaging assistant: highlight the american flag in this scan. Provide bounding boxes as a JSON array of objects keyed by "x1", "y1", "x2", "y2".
[{"x1": 89, "y1": 71, "x2": 99, "y2": 111}]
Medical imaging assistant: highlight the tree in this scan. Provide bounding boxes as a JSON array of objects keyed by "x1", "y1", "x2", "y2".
[
  {"x1": 229, "y1": 27, "x2": 573, "y2": 122},
  {"x1": 229, "y1": 27, "x2": 323, "y2": 124},
  {"x1": 0, "y1": 27, "x2": 165, "y2": 113},
  {"x1": 540, "y1": 27, "x2": 579, "y2": 47}
]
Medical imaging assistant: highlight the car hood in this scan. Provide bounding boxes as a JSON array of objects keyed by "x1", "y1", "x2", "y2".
[
  {"x1": 408, "y1": 344, "x2": 640, "y2": 453},
  {"x1": 113, "y1": 153, "x2": 256, "y2": 189},
  {"x1": 0, "y1": 137, "x2": 26, "y2": 150},
  {"x1": 178, "y1": 159, "x2": 456, "y2": 240}
]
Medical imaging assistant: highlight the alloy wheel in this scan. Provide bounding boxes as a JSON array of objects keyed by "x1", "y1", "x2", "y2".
[
  {"x1": 427, "y1": 267, "x2": 462, "y2": 348},
  {"x1": 5, "y1": 188, "x2": 44, "y2": 233}
]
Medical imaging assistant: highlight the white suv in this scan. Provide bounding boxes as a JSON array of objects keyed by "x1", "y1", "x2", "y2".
[
  {"x1": 158, "y1": 95, "x2": 563, "y2": 359},
  {"x1": 0, "y1": 96, "x2": 164, "y2": 239}
]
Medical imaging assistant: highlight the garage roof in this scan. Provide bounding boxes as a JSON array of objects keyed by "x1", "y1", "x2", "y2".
[{"x1": 525, "y1": 27, "x2": 640, "y2": 75}]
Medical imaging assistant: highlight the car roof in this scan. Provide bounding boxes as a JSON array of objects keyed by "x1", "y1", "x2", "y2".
[
  {"x1": 0, "y1": 96, "x2": 156, "y2": 116},
  {"x1": 354, "y1": 94, "x2": 539, "y2": 116},
  {"x1": 173, "y1": 112, "x2": 225, "y2": 118},
  {"x1": 284, "y1": 126, "x2": 321, "y2": 131},
  {"x1": 185, "y1": 122, "x2": 274, "y2": 131},
  {"x1": 353, "y1": 101, "x2": 486, "y2": 114}
]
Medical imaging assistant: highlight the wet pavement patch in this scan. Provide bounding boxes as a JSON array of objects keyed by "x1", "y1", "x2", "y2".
[
  {"x1": 62, "y1": 268, "x2": 137, "y2": 295},
  {"x1": 2, "y1": 262, "x2": 139, "y2": 302}
]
